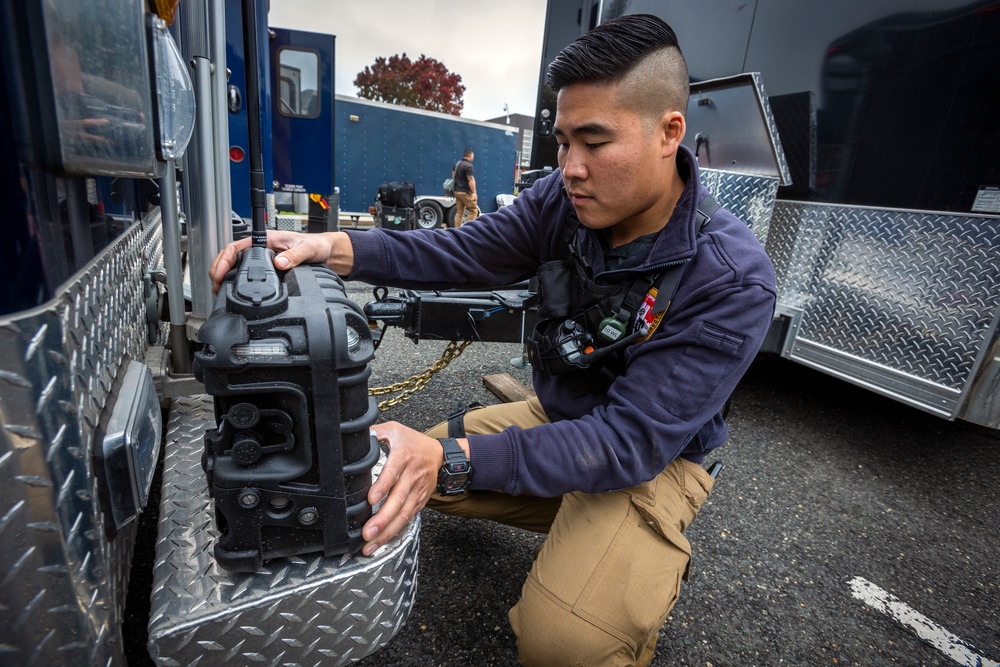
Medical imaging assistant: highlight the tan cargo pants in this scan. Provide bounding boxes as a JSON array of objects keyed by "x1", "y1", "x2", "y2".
[
  {"x1": 453, "y1": 191, "x2": 479, "y2": 226},
  {"x1": 424, "y1": 397, "x2": 715, "y2": 667}
]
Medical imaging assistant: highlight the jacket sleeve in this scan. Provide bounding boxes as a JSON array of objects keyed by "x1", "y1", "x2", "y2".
[{"x1": 468, "y1": 228, "x2": 778, "y2": 496}]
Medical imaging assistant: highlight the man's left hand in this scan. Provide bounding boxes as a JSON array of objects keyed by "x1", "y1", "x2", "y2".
[{"x1": 363, "y1": 422, "x2": 462, "y2": 556}]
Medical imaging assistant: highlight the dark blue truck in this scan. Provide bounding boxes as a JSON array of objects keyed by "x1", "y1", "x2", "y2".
[{"x1": 0, "y1": 1, "x2": 419, "y2": 665}]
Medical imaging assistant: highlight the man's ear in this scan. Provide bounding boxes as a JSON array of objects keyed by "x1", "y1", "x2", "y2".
[{"x1": 659, "y1": 110, "x2": 686, "y2": 157}]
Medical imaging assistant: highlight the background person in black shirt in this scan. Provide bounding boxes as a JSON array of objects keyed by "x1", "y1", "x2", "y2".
[{"x1": 452, "y1": 147, "x2": 478, "y2": 225}]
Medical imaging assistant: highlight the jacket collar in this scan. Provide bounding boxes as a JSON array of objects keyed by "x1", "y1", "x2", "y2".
[{"x1": 648, "y1": 143, "x2": 705, "y2": 266}]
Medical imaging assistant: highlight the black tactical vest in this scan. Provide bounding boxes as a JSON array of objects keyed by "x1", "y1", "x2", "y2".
[{"x1": 527, "y1": 195, "x2": 719, "y2": 397}]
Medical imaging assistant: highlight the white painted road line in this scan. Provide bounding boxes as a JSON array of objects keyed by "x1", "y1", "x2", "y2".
[{"x1": 849, "y1": 576, "x2": 999, "y2": 667}]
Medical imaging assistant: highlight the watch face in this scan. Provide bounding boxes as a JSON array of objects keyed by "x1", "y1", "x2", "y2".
[
  {"x1": 442, "y1": 473, "x2": 468, "y2": 492},
  {"x1": 438, "y1": 467, "x2": 469, "y2": 495}
]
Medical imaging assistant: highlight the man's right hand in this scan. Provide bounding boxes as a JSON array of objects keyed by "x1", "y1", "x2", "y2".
[{"x1": 209, "y1": 230, "x2": 354, "y2": 294}]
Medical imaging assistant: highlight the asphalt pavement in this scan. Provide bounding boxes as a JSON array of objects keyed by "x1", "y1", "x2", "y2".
[{"x1": 124, "y1": 280, "x2": 999, "y2": 666}]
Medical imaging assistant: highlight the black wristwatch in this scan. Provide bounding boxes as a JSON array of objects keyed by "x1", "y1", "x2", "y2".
[{"x1": 436, "y1": 437, "x2": 472, "y2": 496}]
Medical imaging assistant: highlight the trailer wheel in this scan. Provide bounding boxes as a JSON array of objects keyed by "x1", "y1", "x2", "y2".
[
  {"x1": 415, "y1": 200, "x2": 444, "y2": 229},
  {"x1": 445, "y1": 205, "x2": 457, "y2": 228}
]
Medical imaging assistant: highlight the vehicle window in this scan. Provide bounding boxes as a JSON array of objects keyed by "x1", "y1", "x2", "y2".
[{"x1": 278, "y1": 49, "x2": 320, "y2": 118}]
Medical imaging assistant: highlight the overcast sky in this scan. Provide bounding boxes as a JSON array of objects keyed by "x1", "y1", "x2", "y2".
[{"x1": 268, "y1": 0, "x2": 549, "y2": 121}]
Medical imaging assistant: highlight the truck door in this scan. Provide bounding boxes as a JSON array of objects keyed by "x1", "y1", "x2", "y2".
[{"x1": 269, "y1": 27, "x2": 336, "y2": 231}]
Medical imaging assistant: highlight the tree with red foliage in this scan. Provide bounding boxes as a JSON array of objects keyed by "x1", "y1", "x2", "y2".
[{"x1": 354, "y1": 53, "x2": 466, "y2": 116}]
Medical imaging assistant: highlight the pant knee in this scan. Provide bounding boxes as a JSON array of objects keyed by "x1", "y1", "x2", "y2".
[{"x1": 510, "y1": 577, "x2": 639, "y2": 667}]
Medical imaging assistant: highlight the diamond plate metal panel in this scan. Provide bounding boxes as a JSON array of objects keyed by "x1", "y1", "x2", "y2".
[
  {"x1": 149, "y1": 395, "x2": 419, "y2": 666},
  {"x1": 700, "y1": 169, "x2": 779, "y2": 245},
  {"x1": 275, "y1": 213, "x2": 307, "y2": 231},
  {"x1": 766, "y1": 201, "x2": 1000, "y2": 414},
  {"x1": 0, "y1": 213, "x2": 163, "y2": 666},
  {"x1": 748, "y1": 71, "x2": 792, "y2": 187}
]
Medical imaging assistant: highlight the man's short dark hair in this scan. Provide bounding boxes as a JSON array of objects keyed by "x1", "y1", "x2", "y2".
[
  {"x1": 463, "y1": 148, "x2": 474, "y2": 158},
  {"x1": 546, "y1": 14, "x2": 690, "y2": 120}
]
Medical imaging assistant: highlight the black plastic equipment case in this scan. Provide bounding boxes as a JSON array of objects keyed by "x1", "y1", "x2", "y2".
[
  {"x1": 378, "y1": 204, "x2": 416, "y2": 230},
  {"x1": 378, "y1": 181, "x2": 415, "y2": 208},
  {"x1": 194, "y1": 248, "x2": 379, "y2": 572}
]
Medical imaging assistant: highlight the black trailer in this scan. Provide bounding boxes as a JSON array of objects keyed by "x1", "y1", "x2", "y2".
[{"x1": 528, "y1": 0, "x2": 1000, "y2": 430}]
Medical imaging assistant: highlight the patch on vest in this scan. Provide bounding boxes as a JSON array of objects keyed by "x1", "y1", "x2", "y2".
[{"x1": 635, "y1": 287, "x2": 665, "y2": 342}]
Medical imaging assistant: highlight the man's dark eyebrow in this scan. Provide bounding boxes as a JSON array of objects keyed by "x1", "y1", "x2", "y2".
[{"x1": 552, "y1": 122, "x2": 613, "y2": 138}]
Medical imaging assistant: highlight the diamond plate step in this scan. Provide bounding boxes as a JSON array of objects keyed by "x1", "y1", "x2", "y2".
[{"x1": 148, "y1": 395, "x2": 419, "y2": 666}]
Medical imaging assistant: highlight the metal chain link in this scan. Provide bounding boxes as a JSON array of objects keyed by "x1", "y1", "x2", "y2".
[{"x1": 369, "y1": 340, "x2": 473, "y2": 411}]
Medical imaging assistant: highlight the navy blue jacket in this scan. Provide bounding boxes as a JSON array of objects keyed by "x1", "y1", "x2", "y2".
[{"x1": 345, "y1": 146, "x2": 776, "y2": 497}]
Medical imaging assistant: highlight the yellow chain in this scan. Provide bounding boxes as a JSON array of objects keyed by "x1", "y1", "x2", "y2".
[{"x1": 369, "y1": 340, "x2": 473, "y2": 411}]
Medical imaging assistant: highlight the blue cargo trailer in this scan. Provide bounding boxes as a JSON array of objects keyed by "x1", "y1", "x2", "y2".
[{"x1": 335, "y1": 95, "x2": 519, "y2": 221}]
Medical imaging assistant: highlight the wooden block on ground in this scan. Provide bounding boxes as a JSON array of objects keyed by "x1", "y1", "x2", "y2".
[{"x1": 483, "y1": 373, "x2": 535, "y2": 403}]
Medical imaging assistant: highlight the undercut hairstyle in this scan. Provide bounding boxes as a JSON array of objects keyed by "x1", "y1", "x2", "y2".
[
  {"x1": 463, "y1": 148, "x2": 474, "y2": 158},
  {"x1": 546, "y1": 14, "x2": 690, "y2": 122}
]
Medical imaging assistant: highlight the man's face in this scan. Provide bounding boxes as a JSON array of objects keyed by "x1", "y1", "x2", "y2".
[{"x1": 553, "y1": 81, "x2": 681, "y2": 241}]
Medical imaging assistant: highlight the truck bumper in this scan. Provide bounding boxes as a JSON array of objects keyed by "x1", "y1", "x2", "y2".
[{"x1": 148, "y1": 395, "x2": 419, "y2": 665}]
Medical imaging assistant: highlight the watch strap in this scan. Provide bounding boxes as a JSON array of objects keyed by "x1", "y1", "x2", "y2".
[{"x1": 438, "y1": 437, "x2": 466, "y2": 464}]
